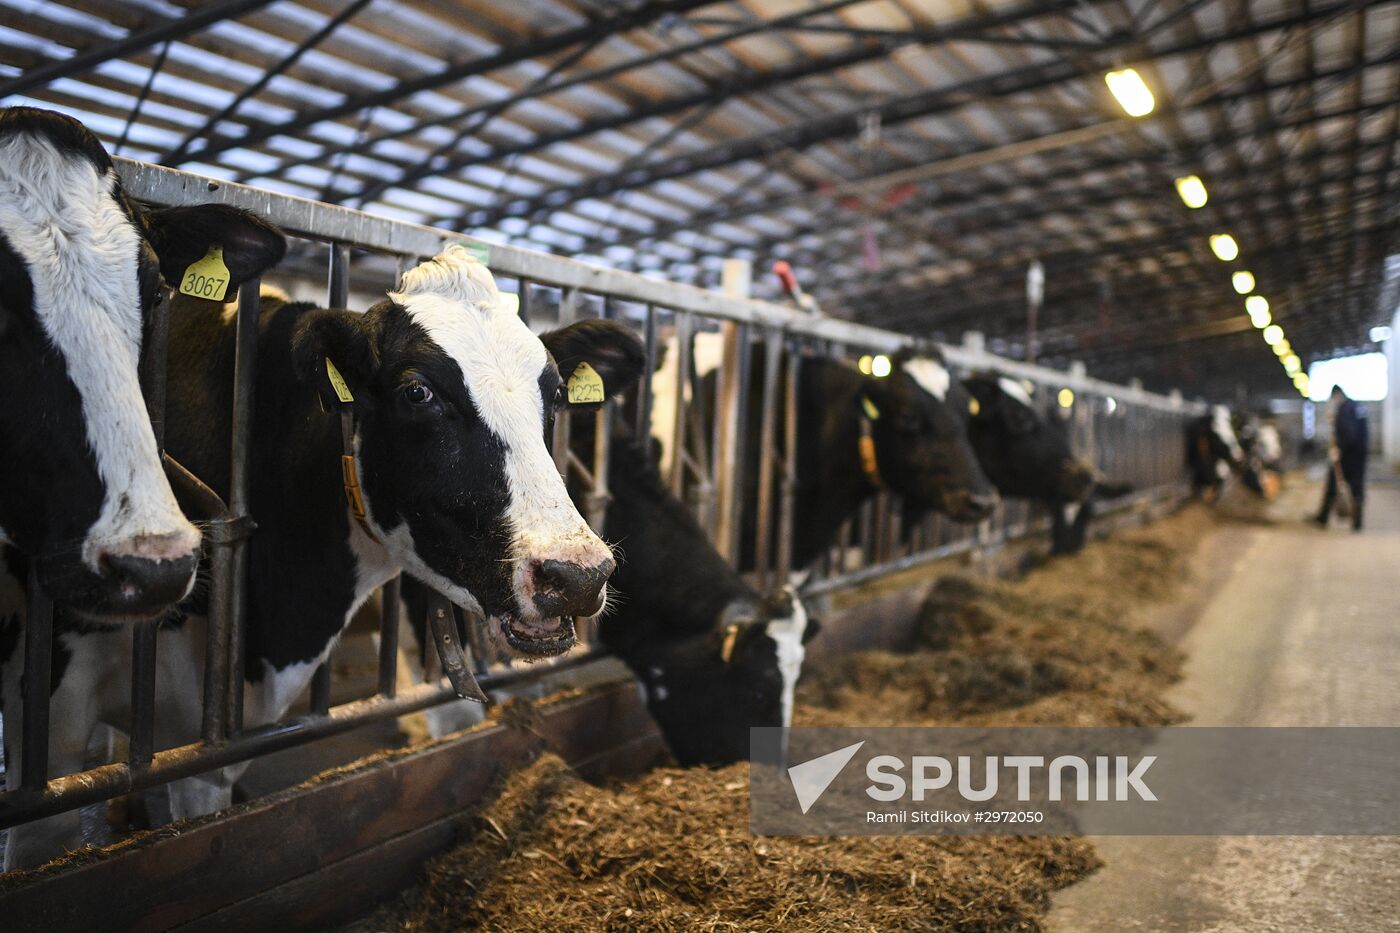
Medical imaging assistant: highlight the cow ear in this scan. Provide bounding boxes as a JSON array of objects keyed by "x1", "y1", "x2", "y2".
[
  {"x1": 145, "y1": 204, "x2": 287, "y2": 297},
  {"x1": 291, "y1": 308, "x2": 377, "y2": 408},
  {"x1": 541, "y1": 319, "x2": 645, "y2": 410}
]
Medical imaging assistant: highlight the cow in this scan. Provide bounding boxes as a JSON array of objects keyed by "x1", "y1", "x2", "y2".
[
  {"x1": 1235, "y1": 413, "x2": 1283, "y2": 499},
  {"x1": 0, "y1": 107, "x2": 284, "y2": 620},
  {"x1": 396, "y1": 412, "x2": 818, "y2": 767},
  {"x1": 961, "y1": 374, "x2": 1103, "y2": 554},
  {"x1": 0, "y1": 246, "x2": 645, "y2": 869},
  {"x1": 1186, "y1": 405, "x2": 1262, "y2": 500},
  {"x1": 689, "y1": 345, "x2": 998, "y2": 573}
]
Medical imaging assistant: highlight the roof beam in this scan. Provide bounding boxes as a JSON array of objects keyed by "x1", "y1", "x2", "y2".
[
  {"x1": 0, "y1": 0, "x2": 277, "y2": 100},
  {"x1": 442, "y1": 0, "x2": 1379, "y2": 234},
  {"x1": 240, "y1": 0, "x2": 1089, "y2": 190},
  {"x1": 172, "y1": 0, "x2": 720, "y2": 165}
]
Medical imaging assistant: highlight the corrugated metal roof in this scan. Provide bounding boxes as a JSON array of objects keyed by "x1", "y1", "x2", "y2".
[{"x1": 2, "y1": 0, "x2": 1396, "y2": 396}]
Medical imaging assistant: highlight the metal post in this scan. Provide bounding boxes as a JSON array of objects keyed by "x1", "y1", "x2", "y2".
[
  {"x1": 377, "y1": 576, "x2": 400, "y2": 698},
  {"x1": 20, "y1": 568, "x2": 53, "y2": 790},
  {"x1": 553, "y1": 287, "x2": 577, "y2": 477},
  {"x1": 635, "y1": 304, "x2": 657, "y2": 461},
  {"x1": 668, "y1": 311, "x2": 694, "y2": 498},
  {"x1": 776, "y1": 341, "x2": 801, "y2": 582},
  {"x1": 752, "y1": 328, "x2": 784, "y2": 590},
  {"x1": 131, "y1": 289, "x2": 171, "y2": 769},
  {"x1": 224, "y1": 276, "x2": 262, "y2": 737}
]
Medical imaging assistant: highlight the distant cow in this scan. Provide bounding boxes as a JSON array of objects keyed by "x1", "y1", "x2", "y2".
[
  {"x1": 691, "y1": 346, "x2": 997, "y2": 572},
  {"x1": 1235, "y1": 414, "x2": 1283, "y2": 499},
  {"x1": 0, "y1": 247, "x2": 643, "y2": 869},
  {"x1": 398, "y1": 414, "x2": 818, "y2": 767},
  {"x1": 962, "y1": 375, "x2": 1103, "y2": 554},
  {"x1": 1186, "y1": 405, "x2": 1262, "y2": 499},
  {"x1": 0, "y1": 107, "x2": 283, "y2": 619},
  {"x1": 575, "y1": 419, "x2": 816, "y2": 765}
]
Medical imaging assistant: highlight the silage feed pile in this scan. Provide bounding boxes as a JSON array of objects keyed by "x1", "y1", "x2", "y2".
[{"x1": 365, "y1": 506, "x2": 1211, "y2": 932}]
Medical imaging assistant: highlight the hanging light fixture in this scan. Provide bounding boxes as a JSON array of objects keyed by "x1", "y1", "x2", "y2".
[
  {"x1": 1232, "y1": 271, "x2": 1256, "y2": 294},
  {"x1": 1174, "y1": 175, "x2": 1208, "y2": 208},
  {"x1": 1209, "y1": 234, "x2": 1239, "y2": 261},
  {"x1": 1105, "y1": 68, "x2": 1155, "y2": 116}
]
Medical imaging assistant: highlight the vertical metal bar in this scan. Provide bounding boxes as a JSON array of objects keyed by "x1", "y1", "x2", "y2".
[
  {"x1": 517, "y1": 278, "x2": 532, "y2": 324},
  {"x1": 585, "y1": 297, "x2": 613, "y2": 536},
  {"x1": 131, "y1": 289, "x2": 170, "y2": 769},
  {"x1": 223, "y1": 276, "x2": 262, "y2": 737},
  {"x1": 20, "y1": 569, "x2": 53, "y2": 791},
  {"x1": 752, "y1": 328, "x2": 783, "y2": 591},
  {"x1": 635, "y1": 305, "x2": 657, "y2": 460},
  {"x1": 377, "y1": 576, "x2": 400, "y2": 698},
  {"x1": 309, "y1": 664, "x2": 331, "y2": 715},
  {"x1": 717, "y1": 322, "x2": 752, "y2": 564},
  {"x1": 668, "y1": 311, "x2": 694, "y2": 498},
  {"x1": 776, "y1": 340, "x2": 800, "y2": 583},
  {"x1": 552, "y1": 288, "x2": 577, "y2": 477},
  {"x1": 328, "y1": 242, "x2": 350, "y2": 308}
]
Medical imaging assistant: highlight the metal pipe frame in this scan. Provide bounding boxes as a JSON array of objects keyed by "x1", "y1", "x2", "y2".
[{"x1": 0, "y1": 160, "x2": 1202, "y2": 835}]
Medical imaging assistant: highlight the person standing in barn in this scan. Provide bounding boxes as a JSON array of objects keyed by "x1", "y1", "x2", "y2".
[{"x1": 1315, "y1": 385, "x2": 1369, "y2": 531}]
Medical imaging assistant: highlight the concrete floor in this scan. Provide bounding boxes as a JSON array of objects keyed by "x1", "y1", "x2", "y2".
[{"x1": 1048, "y1": 475, "x2": 1400, "y2": 932}]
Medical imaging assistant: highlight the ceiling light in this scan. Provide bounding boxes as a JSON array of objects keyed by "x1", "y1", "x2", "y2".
[
  {"x1": 1283, "y1": 354, "x2": 1300, "y2": 374},
  {"x1": 1174, "y1": 175, "x2": 1208, "y2": 208},
  {"x1": 857, "y1": 354, "x2": 874, "y2": 375},
  {"x1": 1232, "y1": 271, "x2": 1255, "y2": 294},
  {"x1": 1105, "y1": 68, "x2": 1155, "y2": 117},
  {"x1": 1263, "y1": 324, "x2": 1284, "y2": 346},
  {"x1": 871, "y1": 354, "x2": 892, "y2": 378},
  {"x1": 1209, "y1": 234, "x2": 1239, "y2": 261},
  {"x1": 1273, "y1": 340, "x2": 1290, "y2": 357},
  {"x1": 1370, "y1": 325, "x2": 1392, "y2": 343},
  {"x1": 1058, "y1": 388, "x2": 1075, "y2": 408}
]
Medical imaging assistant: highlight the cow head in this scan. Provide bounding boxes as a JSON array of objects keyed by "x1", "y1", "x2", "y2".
[
  {"x1": 856, "y1": 349, "x2": 998, "y2": 522},
  {"x1": 292, "y1": 246, "x2": 643, "y2": 656},
  {"x1": 637, "y1": 588, "x2": 817, "y2": 766},
  {"x1": 0, "y1": 107, "x2": 285, "y2": 620},
  {"x1": 963, "y1": 374, "x2": 1096, "y2": 503}
]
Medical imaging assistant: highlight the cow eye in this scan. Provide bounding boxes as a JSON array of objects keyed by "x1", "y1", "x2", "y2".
[{"x1": 403, "y1": 381, "x2": 434, "y2": 405}]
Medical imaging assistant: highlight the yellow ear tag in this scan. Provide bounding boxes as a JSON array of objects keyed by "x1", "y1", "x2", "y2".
[
  {"x1": 325, "y1": 357, "x2": 354, "y2": 404},
  {"x1": 566, "y1": 361, "x2": 606, "y2": 405},
  {"x1": 179, "y1": 247, "x2": 231, "y2": 302},
  {"x1": 861, "y1": 396, "x2": 881, "y2": 421},
  {"x1": 969, "y1": 397, "x2": 981, "y2": 416}
]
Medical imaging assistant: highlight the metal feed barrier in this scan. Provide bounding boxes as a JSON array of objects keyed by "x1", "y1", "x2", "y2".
[{"x1": 0, "y1": 160, "x2": 1204, "y2": 835}]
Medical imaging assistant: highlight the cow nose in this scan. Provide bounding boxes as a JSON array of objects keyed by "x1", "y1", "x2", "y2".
[
  {"x1": 101, "y1": 551, "x2": 197, "y2": 611},
  {"x1": 949, "y1": 489, "x2": 998, "y2": 521},
  {"x1": 530, "y1": 557, "x2": 615, "y2": 617}
]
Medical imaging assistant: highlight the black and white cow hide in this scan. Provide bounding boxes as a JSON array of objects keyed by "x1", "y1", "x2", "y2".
[
  {"x1": 0, "y1": 246, "x2": 643, "y2": 870},
  {"x1": 962, "y1": 374, "x2": 1102, "y2": 555},
  {"x1": 0, "y1": 106, "x2": 283, "y2": 619},
  {"x1": 700, "y1": 346, "x2": 998, "y2": 573}
]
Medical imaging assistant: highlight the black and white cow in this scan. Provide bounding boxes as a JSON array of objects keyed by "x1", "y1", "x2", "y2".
[
  {"x1": 962, "y1": 374, "x2": 1101, "y2": 554},
  {"x1": 1234, "y1": 413, "x2": 1283, "y2": 499},
  {"x1": 1, "y1": 246, "x2": 644, "y2": 869},
  {"x1": 575, "y1": 419, "x2": 816, "y2": 765},
  {"x1": 1186, "y1": 405, "x2": 1261, "y2": 500},
  {"x1": 397, "y1": 415, "x2": 817, "y2": 767},
  {"x1": 0, "y1": 107, "x2": 283, "y2": 619},
  {"x1": 710, "y1": 346, "x2": 998, "y2": 572}
]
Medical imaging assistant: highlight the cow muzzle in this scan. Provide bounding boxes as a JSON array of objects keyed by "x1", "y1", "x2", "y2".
[
  {"x1": 942, "y1": 488, "x2": 999, "y2": 523},
  {"x1": 503, "y1": 556, "x2": 616, "y2": 656}
]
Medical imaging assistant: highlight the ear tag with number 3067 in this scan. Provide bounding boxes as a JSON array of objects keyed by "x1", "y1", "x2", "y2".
[
  {"x1": 566, "y1": 361, "x2": 606, "y2": 405},
  {"x1": 180, "y1": 247, "x2": 231, "y2": 302}
]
